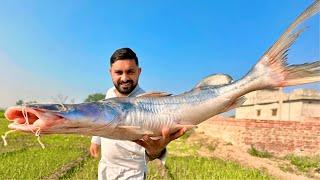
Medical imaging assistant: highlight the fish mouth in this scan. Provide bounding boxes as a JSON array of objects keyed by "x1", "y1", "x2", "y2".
[{"x1": 4, "y1": 106, "x2": 65, "y2": 133}]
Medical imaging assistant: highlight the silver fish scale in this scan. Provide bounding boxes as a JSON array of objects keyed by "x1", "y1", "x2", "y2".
[{"x1": 117, "y1": 88, "x2": 223, "y2": 130}]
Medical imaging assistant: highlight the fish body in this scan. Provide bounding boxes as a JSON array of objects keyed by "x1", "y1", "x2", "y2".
[{"x1": 4, "y1": 0, "x2": 320, "y2": 140}]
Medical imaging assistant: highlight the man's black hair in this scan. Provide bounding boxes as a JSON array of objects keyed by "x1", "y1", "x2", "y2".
[{"x1": 110, "y1": 48, "x2": 139, "y2": 66}]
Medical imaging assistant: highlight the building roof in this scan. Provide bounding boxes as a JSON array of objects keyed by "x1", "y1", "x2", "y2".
[{"x1": 242, "y1": 89, "x2": 320, "y2": 106}]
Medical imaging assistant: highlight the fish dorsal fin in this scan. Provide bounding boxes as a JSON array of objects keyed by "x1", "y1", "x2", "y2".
[
  {"x1": 194, "y1": 73, "x2": 233, "y2": 88},
  {"x1": 137, "y1": 91, "x2": 172, "y2": 97}
]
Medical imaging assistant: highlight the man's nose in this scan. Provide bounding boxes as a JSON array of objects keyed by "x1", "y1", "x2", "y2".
[{"x1": 121, "y1": 74, "x2": 129, "y2": 82}]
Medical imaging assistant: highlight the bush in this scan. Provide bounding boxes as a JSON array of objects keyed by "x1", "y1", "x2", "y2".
[
  {"x1": 285, "y1": 154, "x2": 320, "y2": 172},
  {"x1": 0, "y1": 110, "x2": 4, "y2": 118},
  {"x1": 84, "y1": 93, "x2": 105, "y2": 102},
  {"x1": 248, "y1": 146, "x2": 273, "y2": 158}
]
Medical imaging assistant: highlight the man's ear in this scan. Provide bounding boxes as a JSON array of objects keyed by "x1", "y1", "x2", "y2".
[
  {"x1": 109, "y1": 68, "x2": 112, "y2": 74},
  {"x1": 138, "y1": 67, "x2": 142, "y2": 75}
]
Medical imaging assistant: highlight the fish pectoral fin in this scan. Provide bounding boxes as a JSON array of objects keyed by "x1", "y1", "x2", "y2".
[
  {"x1": 224, "y1": 96, "x2": 247, "y2": 112},
  {"x1": 136, "y1": 92, "x2": 172, "y2": 98},
  {"x1": 117, "y1": 126, "x2": 154, "y2": 135}
]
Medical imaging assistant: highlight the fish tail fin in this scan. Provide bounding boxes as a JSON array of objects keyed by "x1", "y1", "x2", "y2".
[
  {"x1": 277, "y1": 61, "x2": 320, "y2": 86},
  {"x1": 248, "y1": 0, "x2": 320, "y2": 88}
]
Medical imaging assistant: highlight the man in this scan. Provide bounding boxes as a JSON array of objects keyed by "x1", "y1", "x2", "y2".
[{"x1": 90, "y1": 48, "x2": 186, "y2": 180}]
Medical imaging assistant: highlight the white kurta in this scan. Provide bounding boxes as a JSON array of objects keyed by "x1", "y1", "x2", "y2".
[{"x1": 91, "y1": 85, "x2": 147, "y2": 180}]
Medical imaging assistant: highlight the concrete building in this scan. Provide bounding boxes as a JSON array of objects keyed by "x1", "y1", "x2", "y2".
[{"x1": 235, "y1": 89, "x2": 320, "y2": 121}]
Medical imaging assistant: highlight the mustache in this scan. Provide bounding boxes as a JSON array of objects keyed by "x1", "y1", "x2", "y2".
[{"x1": 119, "y1": 80, "x2": 134, "y2": 85}]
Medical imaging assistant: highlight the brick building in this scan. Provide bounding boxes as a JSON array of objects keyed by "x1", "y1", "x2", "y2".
[{"x1": 235, "y1": 89, "x2": 320, "y2": 121}]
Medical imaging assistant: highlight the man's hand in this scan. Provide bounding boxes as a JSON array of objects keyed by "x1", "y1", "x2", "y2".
[
  {"x1": 134, "y1": 127, "x2": 187, "y2": 160},
  {"x1": 90, "y1": 143, "x2": 100, "y2": 158}
]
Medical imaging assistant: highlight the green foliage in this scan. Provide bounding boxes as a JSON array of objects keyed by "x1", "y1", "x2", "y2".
[
  {"x1": 0, "y1": 116, "x2": 91, "y2": 179},
  {"x1": 16, "y1": 99, "x2": 24, "y2": 105},
  {"x1": 0, "y1": 145, "x2": 86, "y2": 179},
  {"x1": 0, "y1": 110, "x2": 4, "y2": 118},
  {"x1": 84, "y1": 93, "x2": 105, "y2": 102},
  {"x1": 0, "y1": 131, "x2": 90, "y2": 179},
  {"x1": 285, "y1": 154, "x2": 320, "y2": 172},
  {"x1": 167, "y1": 133, "x2": 201, "y2": 156},
  {"x1": 248, "y1": 146, "x2": 273, "y2": 158},
  {"x1": 147, "y1": 162, "x2": 169, "y2": 180},
  {"x1": 61, "y1": 158, "x2": 99, "y2": 180},
  {"x1": 15, "y1": 99, "x2": 37, "y2": 105},
  {"x1": 179, "y1": 129, "x2": 193, "y2": 141},
  {"x1": 161, "y1": 156, "x2": 270, "y2": 179}
]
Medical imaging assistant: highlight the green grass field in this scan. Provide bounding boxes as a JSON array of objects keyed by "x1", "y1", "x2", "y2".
[{"x1": 0, "y1": 111, "x2": 271, "y2": 179}]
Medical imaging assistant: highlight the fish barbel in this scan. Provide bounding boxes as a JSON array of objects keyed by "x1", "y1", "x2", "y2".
[{"x1": 4, "y1": 1, "x2": 320, "y2": 140}]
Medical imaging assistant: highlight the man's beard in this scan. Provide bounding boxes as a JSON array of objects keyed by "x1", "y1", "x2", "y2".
[{"x1": 114, "y1": 80, "x2": 137, "y2": 95}]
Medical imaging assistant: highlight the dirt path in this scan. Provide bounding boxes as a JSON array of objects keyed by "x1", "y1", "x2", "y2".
[
  {"x1": 193, "y1": 124, "x2": 316, "y2": 180},
  {"x1": 41, "y1": 152, "x2": 90, "y2": 180}
]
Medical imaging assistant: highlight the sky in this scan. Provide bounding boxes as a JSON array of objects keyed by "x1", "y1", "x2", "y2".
[{"x1": 0, "y1": 0, "x2": 319, "y2": 108}]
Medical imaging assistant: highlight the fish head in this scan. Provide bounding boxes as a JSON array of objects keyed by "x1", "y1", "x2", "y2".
[{"x1": 4, "y1": 102, "x2": 117, "y2": 135}]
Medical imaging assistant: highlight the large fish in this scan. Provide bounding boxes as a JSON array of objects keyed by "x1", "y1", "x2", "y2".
[{"x1": 4, "y1": 1, "x2": 320, "y2": 140}]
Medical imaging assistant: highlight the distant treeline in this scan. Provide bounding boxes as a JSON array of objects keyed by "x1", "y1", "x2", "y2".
[
  {"x1": 84, "y1": 93, "x2": 105, "y2": 102},
  {"x1": 0, "y1": 109, "x2": 4, "y2": 118}
]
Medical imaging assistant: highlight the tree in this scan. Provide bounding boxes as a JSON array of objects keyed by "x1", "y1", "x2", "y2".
[
  {"x1": 0, "y1": 110, "x2": 4, "y2": 118},
  {"x1": 51, "y1": 94, "x2": 69, "y2": 104},
  {"x1": 16, "y1": 99, "x2": 37, "y2": 105},
  {"x1": 16, "y1": 99, "x2": 24, "y2": 105},
  {"x1": 84, "y1": 93, "x2": 105, "y2": 102}
]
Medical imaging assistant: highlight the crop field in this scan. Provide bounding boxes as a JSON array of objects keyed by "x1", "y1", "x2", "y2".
[{"x1": 0, "y1": 111, "x2": 271, "y2": 179}]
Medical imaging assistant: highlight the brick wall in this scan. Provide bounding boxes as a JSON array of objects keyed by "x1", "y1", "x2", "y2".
[{"x1": 198, "y1": 117, "x2": 320, "y2": 156}]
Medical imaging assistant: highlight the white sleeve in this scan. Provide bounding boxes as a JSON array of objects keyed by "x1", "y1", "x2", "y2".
[{"x1": 91, "y1": 136, "x2": 101, "y2": 145}]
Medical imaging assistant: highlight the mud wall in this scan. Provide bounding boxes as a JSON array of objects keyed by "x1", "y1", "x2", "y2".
[{"x1": 198, "y1": 117, "x2": 320, "y2": 156}]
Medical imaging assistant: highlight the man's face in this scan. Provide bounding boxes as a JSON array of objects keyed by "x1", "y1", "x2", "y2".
[{"x1": 110, "y1": 59, "x2": 141, "y2": 95}]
